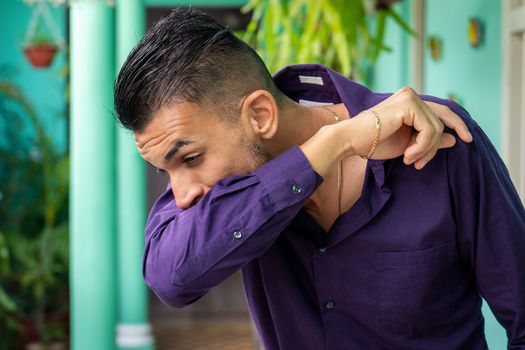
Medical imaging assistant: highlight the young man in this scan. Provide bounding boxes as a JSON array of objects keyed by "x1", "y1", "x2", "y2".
[{"x1": 114, "y1": 8, "x2": 525, "y2": 350}]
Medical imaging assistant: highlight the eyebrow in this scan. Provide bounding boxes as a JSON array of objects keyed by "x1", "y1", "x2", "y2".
[{"x1": 163, "y1": 139, "x2": 195, "y2": 164}]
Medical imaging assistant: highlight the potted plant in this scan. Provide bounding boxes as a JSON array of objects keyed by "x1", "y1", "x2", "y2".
[
  {"x1": 22, "y1": 0, "x2": 65, "y2": 69},
  {"x1": 0, "y1": 232, "x2": 23, "y2": 350},
  {"x1": 242, "y1": 0, "x2": 412, "y2": 82},
  {"x1": 23, "y1": 31, "x2": 59, "y2": 69},
  {"x1": 0, "y1": 66, "x2": 70, "y2": 349}
]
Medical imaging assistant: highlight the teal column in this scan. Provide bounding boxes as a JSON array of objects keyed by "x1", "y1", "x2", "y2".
[
  {"x1": 70, "y1": 1, "x2": 116, "y2": 350},
  {"x1": 115, "y1": 1, "x2": 154, "y2": 349}
]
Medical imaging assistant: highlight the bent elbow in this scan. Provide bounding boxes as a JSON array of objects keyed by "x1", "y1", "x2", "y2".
[
  {"x1": 144, "y1": 267, "x2": 204, "y2": 309},
  {"x1": 144, "y1": 275, "x2": 195, "y2": 308},
  {"x1": 142, "y1": 227, "x2": 208, "y2": 308}
]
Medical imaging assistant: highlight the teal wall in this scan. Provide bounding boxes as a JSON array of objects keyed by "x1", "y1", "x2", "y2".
[
  {"x1": 372, "y1": 0, "x2": 501, "y2": 149},
  {"x1": 425, "y1": 0, "x2": 502, "y2": 148},
  {"x1": 0, "y1": 1, "x2": 68, "y2": 152}
]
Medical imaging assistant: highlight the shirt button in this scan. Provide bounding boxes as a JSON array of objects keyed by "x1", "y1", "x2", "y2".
[
  {"x1": 233, "y1": 230, "x2": 242, "y2": 239},
  {"x1": 325, "y1": 300, "x2": 335, "y2": 309},
  {"x1": 318, "y1": 247, "x2": 327, "y2": 253},
  {"x1": 292, "y1": 185, "x2": 302, "y2": 194}
]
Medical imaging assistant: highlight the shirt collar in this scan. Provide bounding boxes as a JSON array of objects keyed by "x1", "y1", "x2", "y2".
[{"x1": 273, "y1": 64, "x2": 389, "y2": 188}]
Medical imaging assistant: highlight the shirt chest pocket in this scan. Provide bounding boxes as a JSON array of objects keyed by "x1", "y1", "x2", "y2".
[{"x1": 373, "y1": 240, "x2": 462, "y2": 337}]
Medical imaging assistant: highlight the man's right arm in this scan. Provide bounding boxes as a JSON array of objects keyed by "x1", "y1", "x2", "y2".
[{"x1": 143, "y1": 146, "x2": 323, "y2": 308}]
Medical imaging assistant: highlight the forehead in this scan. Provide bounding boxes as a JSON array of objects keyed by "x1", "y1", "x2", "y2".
[{"x1": 134, "y1": 101, "x2": 214, "y2": 146}]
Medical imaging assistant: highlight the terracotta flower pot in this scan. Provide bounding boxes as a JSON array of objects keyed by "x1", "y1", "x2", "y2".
[{"x1": 23, "y1": 44, "x2": 59, "y2": 68}]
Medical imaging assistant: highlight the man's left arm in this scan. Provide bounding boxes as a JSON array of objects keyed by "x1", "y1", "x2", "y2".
[{"x1": 445, "y1": 102, "x2": 525, "y2": 349}]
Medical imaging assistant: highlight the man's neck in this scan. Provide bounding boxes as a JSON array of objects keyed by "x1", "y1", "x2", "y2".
[
  {"x1": 267, "y1": 102, "x2": 367, "y2": 232},
  {"x1": 266, "y1": 101, "x2": 349, "y2": 154}
]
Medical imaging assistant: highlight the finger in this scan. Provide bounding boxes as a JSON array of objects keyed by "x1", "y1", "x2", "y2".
[
  {"x1": 413, "y1": 147, "x2": 438, "y2": 170},
  {"x1": 411, "y1": 130, "x2": 441, "y2": 168},
  {"x1": 404, "y1": 128, "x2": 436, "y2": 164},
  {"x1": 404, "y1": 99, "x2": 442, "y2": 163},
  {"x1": 420, "y1": 99, "x2": 446, "y2": 148},
  {"x1": 437, "y1": 133, "x2": 457, "y2": 149},
  {"x1": 413, "y1": 133, "x2": 457, "y2": 169},
  {"x1": 416, "y1": 99, "x2": 448, "y2": 155},
  {"x1": 424, "y1": 101, "x2": 473, "y2": 143},
  {"x1": 419, "y1": 99, "x2": 445, "y2": 134},
  {"x1": 403, "y1": 133, "x2": 418, "y2": 165}
]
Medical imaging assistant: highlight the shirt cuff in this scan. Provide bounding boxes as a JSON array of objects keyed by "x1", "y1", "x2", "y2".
[{"x1": 253, "y1": 146, "x2": 324, "y2": 214}]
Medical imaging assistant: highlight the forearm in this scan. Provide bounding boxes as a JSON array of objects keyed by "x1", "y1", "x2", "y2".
[
  {"x1": 299, "y1": 124, "x2": 346, "y2": 178},
  {"x1": 143, "y1": 147, "x2": 323, "y2": 307},
  {"x1": 300, "y1": 87, "x2": 475, "y2": 174},
  {"x1": 298, "y1": 108, "x2": 397, "y2": 176}
]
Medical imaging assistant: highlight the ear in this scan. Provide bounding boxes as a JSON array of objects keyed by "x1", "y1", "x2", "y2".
[{"x1": 241, "y1": 90, "x2": 279, "y2": 140}]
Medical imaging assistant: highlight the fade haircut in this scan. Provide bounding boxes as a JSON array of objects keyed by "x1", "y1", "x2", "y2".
[{"x1": 114, "y1": 7, "x2": 285, "y2": 133}]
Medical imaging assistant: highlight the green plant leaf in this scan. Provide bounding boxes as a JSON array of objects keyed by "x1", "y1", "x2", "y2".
[
  {"x1": 0, "y1": 286, "x2": 17, "y2": 312},
  {"x1": 243, "y1": 0, "x2": 415, "y2": 82},
  {"x1": 386, "y1": 7, "x2": 417, "y2": 36}
]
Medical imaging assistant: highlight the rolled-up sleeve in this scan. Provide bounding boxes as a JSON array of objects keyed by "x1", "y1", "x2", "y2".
[
  {"x1": 142, "y1": 146, "x2": 323, "y2": 308},
  {"x1": 445, "y1": 102, "x2": 525, "y2": 348}
]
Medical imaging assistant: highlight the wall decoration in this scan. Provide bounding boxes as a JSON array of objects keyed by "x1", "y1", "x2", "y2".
[
  {"x1": 428, "y1": 36, "x2": 442, "y2": 61},
  {"x1": 468, "y1": 18, "x2": 484, "y2": 48}
]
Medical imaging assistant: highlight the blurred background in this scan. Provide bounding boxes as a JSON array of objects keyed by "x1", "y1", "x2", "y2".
[{"x1": 0, "y1": 0, "x2": 523, "y2": 349}]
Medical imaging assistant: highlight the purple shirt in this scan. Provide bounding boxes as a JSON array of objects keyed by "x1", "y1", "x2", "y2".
[{"x1": 142, "y1": 64, "x2": 525, "y2": 349}]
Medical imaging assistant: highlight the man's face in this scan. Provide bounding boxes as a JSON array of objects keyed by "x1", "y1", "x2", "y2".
[{"x1": 135, "y1": 101, "x2": 270, "y2": 209}]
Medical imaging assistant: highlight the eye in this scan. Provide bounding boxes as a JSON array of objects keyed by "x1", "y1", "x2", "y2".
[{"x1": 183, "y1": 153, "x2": 201, "y2": 165}]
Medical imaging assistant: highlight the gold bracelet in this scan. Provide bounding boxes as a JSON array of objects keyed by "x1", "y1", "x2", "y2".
[{"x1": 360, "y1": 109, "x2": 381, "y2": 160}]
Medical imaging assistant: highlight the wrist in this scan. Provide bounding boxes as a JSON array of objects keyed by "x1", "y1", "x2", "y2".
[
  {"x1": 336, "y1": 117, "x2": 361, "y2": 158},
  {"x1": 344, "y1": 110, "x2": 381, "y2": 157},
  {"x1": 299, "y1": 124, "x2": 345, "y2": 178}
]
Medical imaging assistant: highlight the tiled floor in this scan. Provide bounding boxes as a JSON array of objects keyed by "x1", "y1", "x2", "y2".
[
  {"x1": 149, "y1": 272, "x2": 259, "y2": 350},
  {"x1": 153, "y1": 322, "x2": 256, "y2": 350}
]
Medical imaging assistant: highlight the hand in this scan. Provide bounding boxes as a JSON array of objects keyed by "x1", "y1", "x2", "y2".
[{"x1": 348, "y1": 87, "x2": 473, "y2": 169}]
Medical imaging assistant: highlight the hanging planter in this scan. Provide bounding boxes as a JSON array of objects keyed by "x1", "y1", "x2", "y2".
[
  {"x1": 23, "y1": 40, "x2": 59, "y2": 68},
  {"x1": 22, "y1": 0, "x2": 65, "y2": 69}
]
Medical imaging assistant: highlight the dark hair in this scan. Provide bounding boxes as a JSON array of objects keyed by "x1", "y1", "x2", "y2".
[{"x1": 114, "y1": 7, "x2": 285, "y2": 132}]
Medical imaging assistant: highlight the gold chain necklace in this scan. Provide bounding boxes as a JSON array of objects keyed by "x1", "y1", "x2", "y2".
[{"x1": 321, "y1": 107, "x2": 343, "y2": 216}]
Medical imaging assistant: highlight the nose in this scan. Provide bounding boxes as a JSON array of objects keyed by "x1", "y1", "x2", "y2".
[{"x1": 170, "y1": 174, "x2": 205, "y2": 209}]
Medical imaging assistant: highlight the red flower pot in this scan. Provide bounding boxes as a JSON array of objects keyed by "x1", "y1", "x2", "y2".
[{"x1": 23, "y1": 44, "x2": 59, "y2": 68}]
